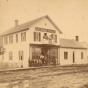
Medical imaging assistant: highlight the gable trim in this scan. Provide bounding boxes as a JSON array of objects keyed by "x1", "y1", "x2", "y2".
[{"x1": 46, "y1": 15, "x2": 63, "y2": 34}]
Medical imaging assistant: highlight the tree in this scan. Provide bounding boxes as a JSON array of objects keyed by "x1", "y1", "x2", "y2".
[{"x1": 0, "y1": 46, "x2": 4, "y2": 55}]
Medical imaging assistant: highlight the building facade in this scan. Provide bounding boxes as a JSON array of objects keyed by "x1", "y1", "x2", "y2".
[
  {"x1": 0, "y1": 15, "x2": 62, "y2": 67},
  {"x1": 60, "y1": 38, "x2": 88, "y2": 65},
  {"x1": 0, "y1": 15, "x2": 88, "y2": 68}
]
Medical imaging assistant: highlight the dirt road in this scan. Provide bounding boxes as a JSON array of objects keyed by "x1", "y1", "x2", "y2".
[{"x1": 0, "y1": 66, "x2": 88, "y2": 88}]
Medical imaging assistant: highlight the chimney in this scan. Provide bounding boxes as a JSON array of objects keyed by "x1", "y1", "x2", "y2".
[
  {"x1": 15, "y1": 19, "x2": 18, "y2": 27},
  {"x1": 75, "y1": 36, "x2": 79, "y2": 41}
]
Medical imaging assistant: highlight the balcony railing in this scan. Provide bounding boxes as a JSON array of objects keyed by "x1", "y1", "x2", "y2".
[{"x1": 42, "y1": 39, "x2": 54, "y2": 44}]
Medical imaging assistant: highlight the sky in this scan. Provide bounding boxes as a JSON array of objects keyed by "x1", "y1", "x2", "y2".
[{"x1": 0, "y1": 0, "x2": 88, "y2": 43}]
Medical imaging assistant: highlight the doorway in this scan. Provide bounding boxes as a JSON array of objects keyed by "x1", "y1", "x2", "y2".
[
  {"x1": 73, "y1": 52, "x2": 75, "y2": 63},
  {"x1": 41, "y1": 48, "x2": 49, "y2": 65}
]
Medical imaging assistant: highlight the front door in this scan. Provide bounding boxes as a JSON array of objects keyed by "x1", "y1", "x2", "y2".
[
  {"x1": 41, "y1": 48, "x2": 49, "y2": 65},
  {"x1": 73, "y1": 52, "x2": 75, "y2": 63}
]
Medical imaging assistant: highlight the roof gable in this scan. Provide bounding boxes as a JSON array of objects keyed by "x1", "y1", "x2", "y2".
[{"x1": 0, "y1": 15, "x2": 62, "y2": 37}]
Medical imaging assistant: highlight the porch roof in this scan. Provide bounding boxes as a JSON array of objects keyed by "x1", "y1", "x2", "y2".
[{"x1": 30, "y1": 43, "x2": 60, "y2": 48}]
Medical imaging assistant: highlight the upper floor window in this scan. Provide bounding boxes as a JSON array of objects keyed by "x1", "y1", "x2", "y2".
[
  {"x1": 34, "y1": 32, "x2": 41, "y2": 41},
  {"x1": 21, "y1": 32, "x2": 26, "y2": 42},
  {"x1": 64, "y1": 52, "x2": 68, "y2": 59},
  {"x1": 43, "y1": 33, "x2": 48, "y2": 40},
  {"x1": 16, "y1": 34, "x2": 18, "y2": 43},
  {"x1": 49, "y1": 34, "x2": 57, "y2": 43},
  {"x1": 54, "y1": 35, "x2": 57, "y2": 43},
  {"x1": 24, "y1": 32, "x2": 26, "y2": 41},
  {"x1": 81, "y1": 52, "x2": 83, "y2": 59},
  {"x1": 4, "y1": 36, "x2": 8, "y2": 45},
  {"x1": 9, "y1": 35, "x2": 13, "y2": 44},
  {"x1": 9, "y1": 52, "x2": 13, "y2": 60},
  {"x1": 0, "y1": 37, "x2": 3, "y2": 45}
]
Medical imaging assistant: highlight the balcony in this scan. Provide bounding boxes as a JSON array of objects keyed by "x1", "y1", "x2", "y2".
[{"x1": 42, "y1": 39, "x2": 54, "y2": 45}]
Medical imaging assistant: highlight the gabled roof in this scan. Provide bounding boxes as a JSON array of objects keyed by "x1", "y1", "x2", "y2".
[
  {"x1": 0, "y1": 15, "x2": 62, "y2": 37},
  {"x1": 60, "y1": 38, "x2": 88, "y2": 49}
]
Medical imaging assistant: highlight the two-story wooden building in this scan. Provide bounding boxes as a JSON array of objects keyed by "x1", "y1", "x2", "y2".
[
  {"x1": 0, "y1": 15, "x2": 88, "y2": 68},
  {"x1": 0, "y1": 15, "x2": 62, "y2": 67}
]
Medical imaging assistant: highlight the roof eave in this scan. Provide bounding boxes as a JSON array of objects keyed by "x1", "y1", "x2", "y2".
[
  {"x1": 60, "y1": 46, "x2": 87, "y2": 49},
  {"x1": 0, "y1": 28, "x2": 29, "y2": 37}
]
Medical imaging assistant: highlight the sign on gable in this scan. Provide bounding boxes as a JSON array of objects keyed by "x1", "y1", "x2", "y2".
[{"x1": 35, "y1": 27, "x2": 56, "y2": 33}]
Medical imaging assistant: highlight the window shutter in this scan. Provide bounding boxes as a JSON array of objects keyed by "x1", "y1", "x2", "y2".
[
  {"x1": 34, "y1": 32, "x2": 36, "y2": 41},
  {"x1": 12, "y1": 35, "x2": 13, "y2": 43},
  {"x1": 19, "y1": 51, "x2": 20, "y2": 60},
  {"x1": 22, "y1": 51, "x2": 23, "y2": 60},
  {"x1": 9, "y1": 52, "x2": 10, "y2": 60},
  {"x1": 0, "y1": 38, "x2": 1, "y2": 44},
  {"x1": 9, "y1": 52, "x2": 12, "y2": 60},
  {"x1": 16, "y1": 34, "x2": 18, "y2": 42},
  {"x1": 7, "y1": 37, "x2": 8, "y2": 44},
  {"x1": 11, "y1": 52, "x2": 12, "y2": 60},
  {"x1": 9, "y1": 36, "x2": 10, "y2": 44},
  {"x1": 24, "y1": 32, "x2": 26, "y2": 41},
  {"x1": 1, "y1": 38, "x2": 3, "y2": 45},
  {"x1": 55, "y1": 35, "x2": 57, "y2": 43},
  {"x1": 39, "y1": 32, "x2": 41, "y2": 41},
  {"x1": 4, "y1": 37, "x2": 5, "y2": 45},
  {"x1": 21, "y1": 33, "x2": 22, "y2": 42},
  {"x1": 81, "y1": 52, "x2": 83, "y2": 59},
  {"x1": 51, "y1": 34, "x2": 53, "y2": 38}
]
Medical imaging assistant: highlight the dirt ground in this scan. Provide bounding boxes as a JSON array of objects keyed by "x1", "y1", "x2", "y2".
[
  {"x1": 29, "y1": 72, "x2": 88, "y2": 88},
  {"x1": 0, "y1": 66, "x2": 88, "y2": 88}
]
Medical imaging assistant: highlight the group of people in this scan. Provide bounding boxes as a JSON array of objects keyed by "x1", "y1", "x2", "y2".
[{"x1": 28, "y1": 55, "x2": 56, "y2": 67}]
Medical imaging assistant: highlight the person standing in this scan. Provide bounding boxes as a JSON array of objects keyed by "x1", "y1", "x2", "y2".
[
  {"x1": 40, "y1": 54, "x2": 44, "y2": 66},
  {"x1": 28, "y1": 57, "x2": 30, "y2": 67}
]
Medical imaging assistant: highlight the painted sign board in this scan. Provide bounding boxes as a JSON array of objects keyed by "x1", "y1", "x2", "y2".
[{"x1": 35, "y1": 27, "x2": 56, "y2": 33}]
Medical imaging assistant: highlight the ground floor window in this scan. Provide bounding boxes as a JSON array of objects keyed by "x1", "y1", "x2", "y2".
[
  {"x1": 19, "y1": 51, "x2": 23, "y2": 60},
  {"x1": 81, "y1": 52, "x2": 83, "y2": 59},
  {"x1": 30, "y1": 47, "x2": 58, "y2": 67},
  {"x1": 64, "y1": 52, "x2": 68, "y2": 59},
  {"x1": 9, "y1": 52, "x2": 13, "y2": 60}
]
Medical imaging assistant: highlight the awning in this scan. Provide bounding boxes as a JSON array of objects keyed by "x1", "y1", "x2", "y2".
[{"x1": 30, "y1": 43, "x2": 60, "y2": 48}]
